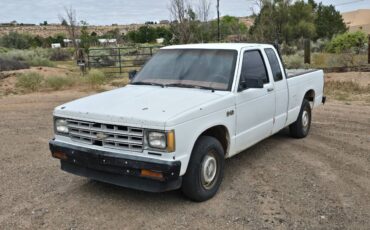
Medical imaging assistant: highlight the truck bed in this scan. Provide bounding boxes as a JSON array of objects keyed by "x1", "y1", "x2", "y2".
[{"x1": 286, "y1": 69, "x2": 320, "y2": 78}]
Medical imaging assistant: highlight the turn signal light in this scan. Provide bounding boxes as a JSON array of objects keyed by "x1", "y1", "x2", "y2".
[
  {"x1": 141, "y1": 169, "x2": 164, "y2": 180},
  {"x1": 52, "y1": 151, "x2": 68, "y2": 160},
  {"x1": 166, "y1": 131, "x2": 176, "y2": 152}
]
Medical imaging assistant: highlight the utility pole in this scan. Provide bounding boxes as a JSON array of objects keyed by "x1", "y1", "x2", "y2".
[{"x1": 217, "y1": 0, "x2": 220, "y2": 42}]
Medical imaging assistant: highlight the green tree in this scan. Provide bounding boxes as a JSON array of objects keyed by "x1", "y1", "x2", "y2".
[
  {"x1": 211, "y1": 16, "x2": 247, "y2": 41},
  {"x1": 325, "y1": 31, "x2": 367, "y2": 53},
  {"x1": 155, "y1": 27, "x2": 173, "y2": 44},
  {"x1": 288, "y1": 1, "x2": 316, "y2": 40},
  {"x1": 315, "y1": 3, "x2": 347, "y2": 40},
  {"x1": 249, "y1": 0, "x2": 315, "y2": 44},
  {"x1": 80, "y1": 21, "x2": 91, "y2": 54}
]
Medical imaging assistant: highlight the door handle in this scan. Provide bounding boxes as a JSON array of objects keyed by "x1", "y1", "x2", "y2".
[{"x1": 267, "y1": 87, "x2": 274, "y2": 92}]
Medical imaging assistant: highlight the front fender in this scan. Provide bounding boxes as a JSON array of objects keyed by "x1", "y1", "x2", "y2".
[{"x1": 168, "y1": 106, "x2": 236, "y2": 176}]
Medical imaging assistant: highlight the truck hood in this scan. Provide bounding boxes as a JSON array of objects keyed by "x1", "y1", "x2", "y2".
[{"x1": 54, "y1": 85, "x2": 226, "y2": 128}]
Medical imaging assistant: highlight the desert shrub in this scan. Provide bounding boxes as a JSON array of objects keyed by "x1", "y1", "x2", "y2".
[
  {"x1": 0, "y1": 57, "x2": 29, "y2": 71},
  {"x1": 282, "y1": 52, "x2": 306, "y2": 69},
  {"x1": 280, "y1": 43, "x2": 298, "y2": 55},
  {"x1": 49, "y1": 48, "x2": 72, "y2": 61},
  {"x1": 27, "y1": 57, "x2": 55, "y2": 67},
  {"x1": 86, "y1": 69, "x2": 106, "y2": 87},
  {"x1": 0, "y1": 47, "x2": 9, "y2": 53},
  {"x1": 16, "y1": 72, "x2": 44, "y2": 91},
  {"x1": 312, "y1": 53, "x2": 368, "y2": 68},
  {"x1": 45, "y1": 76, "x2": 75, "y2": 90},
  {"x1": 0, "y1": 32, "x2": 33, "y2": 49},
  {"x1": 89, "y1": 49, "x2": 116, "y2": 67},
  {"x1": 110, "y1": 78, "x2": 129, "y2": 87},
  {"x1": 1, "y1": 48, "x2": 54, "y2": 67},
  {"x1": 311, "y1": 39, "x2": 329, "y2": 53},
  {"x1": 325, "y1": 31, "x2": 367, "y2": 54}
]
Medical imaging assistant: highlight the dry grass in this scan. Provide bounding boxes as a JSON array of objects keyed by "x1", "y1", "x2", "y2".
[
  {"x1": 325, "y1": 80, "x2": 370, "y2": 102},
  {"x1": 15, "y1": 72, "x2": 44, "y2": 92},
  {"x1": 312, "y1": 53, "x2": 367, "y2": 68}
]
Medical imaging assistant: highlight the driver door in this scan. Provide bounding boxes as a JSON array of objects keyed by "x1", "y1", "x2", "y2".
[{"x1": 235, "y1": 49, "x2": 275, "y2": 153}]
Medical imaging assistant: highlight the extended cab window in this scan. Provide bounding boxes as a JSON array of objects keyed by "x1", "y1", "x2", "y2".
[
  {"x1": 240, "y1": 50, "x2": 269, "y2": 84},
  {"x1": 265, "y1": 48, "x2": 283, "y2": 81}
]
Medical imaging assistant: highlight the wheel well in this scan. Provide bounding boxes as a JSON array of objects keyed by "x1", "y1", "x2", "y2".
[
  {"x1": 304, "y1": 90, "x2": 315, "y2": 102},
  {"x1": 199, "y1": 125, "x2": 229, "y2": 155}
]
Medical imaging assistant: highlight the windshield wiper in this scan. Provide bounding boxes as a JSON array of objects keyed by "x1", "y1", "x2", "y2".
[
  {"x1": 130, "y1": 81, "x2": 165, "y2": 88},
  {"x1": 166, "y1": 83, "x2": 216, "y2": 92}
]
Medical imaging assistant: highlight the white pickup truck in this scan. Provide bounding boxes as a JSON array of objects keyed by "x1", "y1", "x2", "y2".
[{"x1": 50, "y1": 43, "x2": 325, "y2": 201}]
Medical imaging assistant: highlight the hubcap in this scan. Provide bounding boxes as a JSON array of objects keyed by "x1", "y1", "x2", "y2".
[
  {"x1": 302, "y1": 110, "x2": 309, "y2": 128},
  {"x1": 201, "y1": 152, "x2": 218, "y2": 189}
]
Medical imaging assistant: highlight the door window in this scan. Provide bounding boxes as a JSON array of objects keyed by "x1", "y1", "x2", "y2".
[
  {"x1": 240, "y1": 50, "x2": 269, "y2": 84},
  {"x1": 265, "y1": 48, "x2": 283, "y2": 81}
]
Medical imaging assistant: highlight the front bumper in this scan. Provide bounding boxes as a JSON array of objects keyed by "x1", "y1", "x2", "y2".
[{"x1": 49, "y1": 140, "x2": 182, "y2": 192}]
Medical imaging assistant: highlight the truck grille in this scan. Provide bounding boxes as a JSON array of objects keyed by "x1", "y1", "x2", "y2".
[{"x1": 67, "y1": 119, "x2": 144, "y2": 152}]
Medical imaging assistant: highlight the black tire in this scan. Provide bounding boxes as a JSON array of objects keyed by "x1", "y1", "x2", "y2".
[
  {"x1": 181, "y1": 136, "x2": 225, "y2": 202},
  {"x1": 289, "y1": 99, "x2": 312, "y2": 138}
]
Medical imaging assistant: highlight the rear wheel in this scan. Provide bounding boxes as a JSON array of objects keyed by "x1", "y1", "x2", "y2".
[
  {"x1": 289, "y1": 99, "x2": 312, "y2": 138},
  {"x1": 182, "y1": 136, "x2": 224, "y2": 202}
]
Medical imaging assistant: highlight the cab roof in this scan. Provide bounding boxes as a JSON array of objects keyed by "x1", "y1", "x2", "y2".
[{"x1": 162, "y1": 43, "x2": 275, "y2": 51}]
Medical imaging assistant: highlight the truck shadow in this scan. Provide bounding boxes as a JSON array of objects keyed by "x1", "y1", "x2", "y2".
[{"x1": 77, "y1": 128, "x2": 292, "y2": 203}]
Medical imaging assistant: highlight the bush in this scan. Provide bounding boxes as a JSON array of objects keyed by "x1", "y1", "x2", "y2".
[
  {"x1": 49, "y1": 49, "x2": 72, "y2": 61},
  {"x1": 0, "y1": 32, "x2": 33, "y2": 49},
  {"x1": 1, "y1": 48, "x2": 56, "y2": 67},
  {"x1": 16, "y1": 72, "x2": 44, "y2": 91},
  {"x1": 86, "y1": 69, "x2": 106, "y2": 88},
  {"x1": 27, "y1": 57, "x2": 55, "y2": 67},
  {"x1": 45, "y1": 76, "x2": 75, "y2": 90},
  {"x1": 282, "y1": 52, "x2": 306, "y2": 69},
  {"x1": 0, "y1": 47, "x2": 9, "y2": 53},
  {"x1": 0, "y1": 57, "x2": 29, "y2": 71},
  {"x1": 312, "y1": 53, "x2": 368, "y2": 68},
  {"x1": 325, "y1": 31, "x2": 367, "y2": 54}
]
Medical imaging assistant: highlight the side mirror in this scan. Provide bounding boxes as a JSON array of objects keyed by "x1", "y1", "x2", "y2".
[
  {"x1": 129, "y1": 70, "x2": 137, "y2": 81},
  {"x1": 238, "y1": 78, "x2": 264, "y2": 91}
]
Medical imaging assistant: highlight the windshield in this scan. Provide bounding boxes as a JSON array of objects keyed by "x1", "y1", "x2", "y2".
[{"x1": 132, "y1": 49, "x2": 238, "y2": 91}]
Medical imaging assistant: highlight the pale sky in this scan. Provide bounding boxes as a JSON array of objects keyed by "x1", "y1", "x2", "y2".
[{"x1": 0, "y1": 0, "x2": 369, "y2": 25}]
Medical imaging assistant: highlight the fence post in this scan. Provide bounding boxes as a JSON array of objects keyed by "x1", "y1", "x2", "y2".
[
  {"x1": 118, "y1": 48, "x2": 122, "y2": 74},
  {"x1": 304, "y1": 39, "x2": 311, "y2": 64},
  {"x1": 368, "y1": 35, "x2": 370, "y2": 64}
]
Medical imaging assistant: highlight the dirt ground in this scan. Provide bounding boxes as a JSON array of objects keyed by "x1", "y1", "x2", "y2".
[{"x1": 0, "y1": 75, "x2": 369, "y2": 229}]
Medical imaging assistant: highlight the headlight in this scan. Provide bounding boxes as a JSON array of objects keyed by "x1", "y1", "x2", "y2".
[
  {"x1": 148, "y1": 131, "x2": 166, "y2": 149},
  {"x1": 147, "y1": 130, "x2": 176, "y2": 152},
  {"x1": 55, "y1": 118, "x2": 69, "y2": 134}
]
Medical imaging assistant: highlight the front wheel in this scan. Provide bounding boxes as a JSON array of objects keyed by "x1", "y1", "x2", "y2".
[
  {"x1": 289, "y1": 99, "x2": 312, "y2": 138},
  {"x1": 181, "y1": 136, "x2": 225, "y2": 202}
]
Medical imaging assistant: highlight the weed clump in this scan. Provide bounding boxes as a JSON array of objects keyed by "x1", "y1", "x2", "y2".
[
  {"x1": 86, "y1": 69, "x2": 106, "y2": 88},
  {"x1": 45, "y1": 76, "x2": 75, "y2": 90},
  {"x1": 16, "y1": 72, "x2": 44, "y2": 92}
]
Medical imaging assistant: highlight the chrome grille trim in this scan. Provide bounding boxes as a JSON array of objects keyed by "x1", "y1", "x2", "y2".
[{"x1": 66, "y1": 119, "x2": 144, "y2": 152}]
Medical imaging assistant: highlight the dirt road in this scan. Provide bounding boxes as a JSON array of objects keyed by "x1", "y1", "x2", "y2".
[{"x1": 0, "y1": 91, "x2": 369, "y2": 229}]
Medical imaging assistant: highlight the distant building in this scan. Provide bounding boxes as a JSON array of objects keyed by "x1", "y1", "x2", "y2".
[
  {"x1": 342, "y1": 9, "x2": 370, "y2": 35},
  {"x1": 160, "y1": 20, "x2": 170, "y2": 25},
  {"x1": 51, "y1": 43, "x2": 61, "y2": 48},
  {"x1": 156, "y1": 38, "x2": 164, "y2": 44},
  {"x1": 98, "y1": 38, "x2": 117, "y2": 46},
  {"x1": 63, "y1": 39, "x2": 81, "y2": 47}
]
